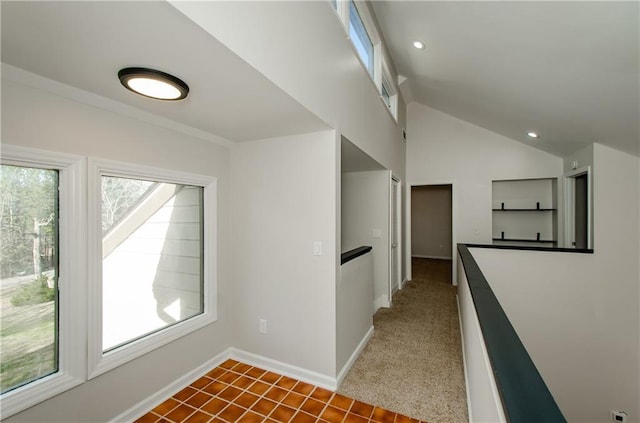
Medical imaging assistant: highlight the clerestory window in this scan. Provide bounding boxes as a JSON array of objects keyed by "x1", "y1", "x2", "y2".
[{"x1": 349, "y1": 0, "x2": 374, "y2": 76}]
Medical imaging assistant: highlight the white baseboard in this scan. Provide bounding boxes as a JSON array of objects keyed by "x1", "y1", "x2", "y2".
[
  {"x1": 111, "y1": 347, "x2": 341, "y2": 422},
  {"x1": 373, "y1": 295, "x2": 390, "y2": 313},
  {"x1": 412, "y1": 254, "x2": 452, "y2": 260},
  {"x1": 229, "y1": 348, "x2": 337, "y2": 391},
  {"x1": 399, "y1": 277, "x2": 408, "y2": 290},
  {"x1": 110, "y1": 349, "x2": 231, "y2": 423},
  {"x1": 457, "y1": 294, "x2": 474, "y2": 423},
  {"x1": 336, "y1": 325, "x2": 374, "y2": 387}
]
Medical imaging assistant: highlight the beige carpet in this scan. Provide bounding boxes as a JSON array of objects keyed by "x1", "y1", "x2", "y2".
[{"x1": 337, "y1": 258, "x2": 468, "y2": 423}]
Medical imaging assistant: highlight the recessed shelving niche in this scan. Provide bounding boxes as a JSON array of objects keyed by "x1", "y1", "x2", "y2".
[{"x1": 492, "y1": 178, "x2": 558, "y2": 247}]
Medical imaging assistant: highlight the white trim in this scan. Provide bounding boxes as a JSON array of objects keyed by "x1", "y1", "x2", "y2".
[
  {"x1": 345, "y1": 0, "x2": 376, "y2": 85},
  {"x1": 87, "y1": 158, "x2": 218, "y2": 379},
  {"x1": 116, "y1": 344, "x2": 357, "y2": 423},
  {"x1": 408, "y1": 180, "x2": 458, "y2": 285},
  {"x1": 412, "y1": 254, "x2": 453, "y2": 260},
  {"x1": 229, "y1": 349, "x2": 337, "y2": 391},
  {"x1": 335, "y1": 0, "x2": 349, "y2": 30},
  {"x1": 389, "y1": 176, "x2": 401, "y2": 306},
  {"x1": 330, "y1": 1, "x2": 398, "y2": 125},
  {"x1": 405, "y1": 182, "x2": 412, "y2": 282},
  {"x1": 563, "y1": 166, "x2": 592, "y2": 249},
  {"x1": 399, "y1": 277, "x2": 408, "y2": 290},
  {"x1": 380, "y1": 61, "x2": 398, "y2": 122},
  {"x1": 336, "y1": 325, "x2": 374, "y2": 387},
  {"x1": 0, "y1": 145, "x2": 86, "y2": 419},
  {"x1": 112, "y1": 349, "x2": 231, "y2": 423},
  {"x1": 457, "y1": 294, "x2": 474, "y2": 423}
]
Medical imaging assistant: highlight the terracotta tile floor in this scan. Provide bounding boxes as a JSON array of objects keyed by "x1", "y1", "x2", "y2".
[{"x1": 135, "y1": 359, "x2": 426, "y2": 423}]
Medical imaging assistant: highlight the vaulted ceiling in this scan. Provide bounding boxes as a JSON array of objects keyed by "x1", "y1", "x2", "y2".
[
  {"x1": 2, "y1": 1, "x2": 638, "y2": 158},
  {"x1": 372, "y1": 1, "x2": 639, "y2": 157},
  {"x1": 1, "y1": 1, "x2": 328, "y2": 143}
]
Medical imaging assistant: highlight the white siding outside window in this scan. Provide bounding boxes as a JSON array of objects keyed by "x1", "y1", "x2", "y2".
[{"x1": 88, "y1": 158, "x2": 217, "y2": 379}]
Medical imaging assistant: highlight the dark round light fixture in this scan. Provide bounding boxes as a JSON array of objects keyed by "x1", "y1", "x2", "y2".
[{"x1": 118, "y1": 67, "x2": 189, "y2": 101}]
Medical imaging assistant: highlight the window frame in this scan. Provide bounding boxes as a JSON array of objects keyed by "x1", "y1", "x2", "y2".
[
  {"x1": 0, "y1": 145, "x2": 86, "y2": 419},
  {"x1": 348, "y1": 0, "x2": 375, "y2": 76},
  {"x1": 380, "y1": 63, "x2": 399, "y2": 121},
  {"x1": 87, "y1": 158, "x2": 217, "y2": 379},
  {"x1": 332, "y1": 0, "x2": 400, "y2": 119}
]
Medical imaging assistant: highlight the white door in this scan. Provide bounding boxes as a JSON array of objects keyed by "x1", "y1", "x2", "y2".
[{"x1": 390, "y1": 178, "x2": 401, "y2": 301}]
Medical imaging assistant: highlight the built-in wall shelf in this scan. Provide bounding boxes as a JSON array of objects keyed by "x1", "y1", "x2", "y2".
[
  {"x1": 492, "y1": 238, "x2": 557, "y2": 243},
  {"x1": 492, "y1": 178, "x2": 559, "y2": 248}
]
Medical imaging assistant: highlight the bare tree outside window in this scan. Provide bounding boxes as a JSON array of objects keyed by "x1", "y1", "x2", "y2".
[
  {"x1": 101, "y1": 177, "x2": 154, "y2": 233},
  {"x1": 0, "y1": 165, "x2": 58, "y2": 393}
]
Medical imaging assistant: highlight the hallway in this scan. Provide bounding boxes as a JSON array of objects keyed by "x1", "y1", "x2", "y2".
[{"x1": 337, "y1": 258, "x2": 468, "y2": 423}]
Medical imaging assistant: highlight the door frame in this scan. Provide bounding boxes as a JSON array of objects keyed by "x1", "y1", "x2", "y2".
[
  {"x1": 564, "y1": 166, "x2": 592, "y2": 249},
  {"x1": 406, "y1": 180, "x2": 457, "y2": 285},
  {"x1": 389, "y1": 176, "x2": 402, "y2": 303}
]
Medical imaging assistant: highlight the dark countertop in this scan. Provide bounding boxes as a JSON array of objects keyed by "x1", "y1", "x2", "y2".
[{"x1": 341, "y1": 246, "x2": 372, "y2": 265}]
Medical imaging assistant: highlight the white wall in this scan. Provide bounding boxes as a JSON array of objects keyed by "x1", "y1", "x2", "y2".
[
  {"x1": 341, "y1": 171, "x2": 390, "y2": 310},
  {"x1": 230, "y1": 131, "x2": 338, "y2": 379},
  {"x1": 407, "y1": 103, "x2": 563, "y2": 280},
  {"x1": 468, "y1": 144, "x2": 640, "y2": 423},
  {"x1": 337, "y1": 252, "x2": 373, "y2": 377},
  {"x1": 170, "y1": 1, "x2": 406, "y2": 178},
  {"x1": 171, "y1": 0, "x2": 409, "y2": 283},
  {"x1": 411, "y1": 185, "x2": 452, "y2": 259},
  {"x1": 2, "y1": 72, "x2": 232, "y2": 422},
  {"x1": 563, "y1": 144, "x2": 594, "y2": 174}
]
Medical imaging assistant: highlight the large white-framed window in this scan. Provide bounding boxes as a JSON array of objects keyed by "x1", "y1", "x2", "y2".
[
  {"x1": 87, "y1": 158, "x2": 217, "y2": 378},
  {"x1": 0, "y1": 145, "x2": 85, "y2": 419}
]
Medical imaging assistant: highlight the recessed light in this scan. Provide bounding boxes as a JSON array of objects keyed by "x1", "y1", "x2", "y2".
[
  {"x1": 118, "y1": 67, "x2": 189, "y2": 101},
  {"x1": 527, "y1": 131, "x2": 540, "y2": 139},
  {"x1": 412, "y1": 41, "x2": 425, "y2": 50}
]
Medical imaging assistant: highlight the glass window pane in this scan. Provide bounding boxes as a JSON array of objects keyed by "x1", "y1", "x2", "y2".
[
  {"x1": 101, "y1": 176, "x2": 204, "y2": 351},
  {"x1": 382, "y1": 83, "x2": 391, "y2": 108},
  {"x1": 349, "y1": 0, "x2": 374, "y2": 75},
  {"x1": 0, "y1": 165, "x2": 58, "y2": 394}
]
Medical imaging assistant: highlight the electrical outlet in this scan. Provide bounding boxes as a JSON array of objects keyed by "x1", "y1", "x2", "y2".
[
  {"x1": 259, "y1": 319, "x2": 267, "y2": 334},
  {"x1": 611, "y1": 410, "x2": 627, "y2": 422}
]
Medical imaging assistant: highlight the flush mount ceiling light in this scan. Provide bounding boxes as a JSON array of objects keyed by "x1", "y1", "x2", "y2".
[
  {"x1": 412, "y1": 41, "x2": 425, "y2": 50},
  {"x1": 527, "y1": 131, "x2": 540, "y2": 139},
  {"x1": 118, "y1": 67, "x2": 189, "y2": 101}
]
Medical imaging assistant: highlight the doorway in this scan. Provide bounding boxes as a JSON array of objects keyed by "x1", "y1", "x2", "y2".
[
  {"x1": 390, "y1": 177, "x2": 401, "y2": 298},
  {"x1": 410, "y1": 185, "x2": 453, "y2": 284},
  {"x1": 564, "y1": 167, "x2": 592, "y2": 249},
  {"x1": 574, "y1": 174, "x2": 588, "y2": 249}
]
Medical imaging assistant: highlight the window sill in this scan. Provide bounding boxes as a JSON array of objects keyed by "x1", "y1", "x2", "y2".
[{"x1": 1, "y1": 373, "x2": 84, "y2": 419}]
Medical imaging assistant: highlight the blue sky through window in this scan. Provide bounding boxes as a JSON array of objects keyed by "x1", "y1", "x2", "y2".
[{"x1": 349, "y1": 1, "x2": 373, "y2": 75}]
